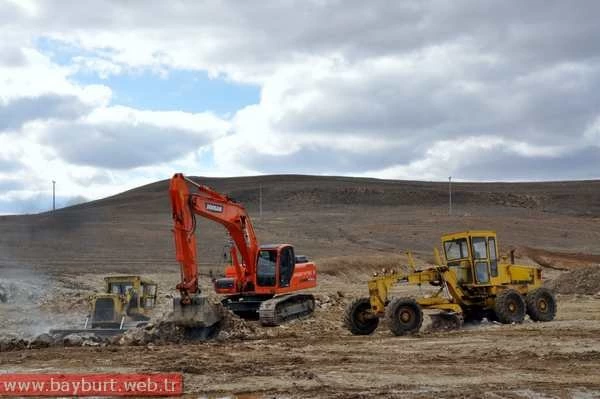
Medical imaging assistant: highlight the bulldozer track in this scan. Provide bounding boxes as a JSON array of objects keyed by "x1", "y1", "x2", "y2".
[{"x1": 259, "y1": 294, "x2": 315, "y2": 326}]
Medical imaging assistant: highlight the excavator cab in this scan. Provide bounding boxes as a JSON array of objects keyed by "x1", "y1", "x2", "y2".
[
  {"x1": 256, "y1": 245, "x2": 295, "y2": 288},
  {"x1": 442, "y1": 231, "x2": 499, "y2": 286},
  {"x1": 216, "y1": 244, "x2": 298, "y2": 292}
]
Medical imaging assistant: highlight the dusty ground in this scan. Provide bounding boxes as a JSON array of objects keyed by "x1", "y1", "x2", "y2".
[
  {"x1": 2, "y1": 268, "x2": 600, "y2": 398},
  {"x1": 1, "y1": 176, "x2": 600, "y2": 398}
]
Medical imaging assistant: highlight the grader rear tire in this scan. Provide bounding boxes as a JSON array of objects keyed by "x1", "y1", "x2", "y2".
[
  {"x1": 494, "y1": 289, "x2": 526, "y2": 324},
  {"x1": 344, "y1": 297, "x2": 379, "y2": 335},
  {"x1": 385, "y1": 297, "x2": 423, "y2": 336},
  {"x1": 526, "y1": 288, "x2": 557, "y2": 322}
]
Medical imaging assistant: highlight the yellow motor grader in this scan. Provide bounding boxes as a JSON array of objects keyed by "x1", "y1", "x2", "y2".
[{"x1": 344, "y1": 230, "x2": 557, "y2": 335}]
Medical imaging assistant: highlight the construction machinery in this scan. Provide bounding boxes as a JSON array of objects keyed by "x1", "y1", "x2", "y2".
[
  {"x1": 169, "y1": 173, "x2": 317, "y2": 337},
  {"x1": 50, "y1": 275, "x2": 158, "y2": 337},
  {"x1": 345, "y1": 230, "x2": 557, "y2": 335}
]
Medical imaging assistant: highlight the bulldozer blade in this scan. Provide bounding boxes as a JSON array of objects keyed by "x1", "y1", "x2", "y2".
[
  {"x1": 171, "y1": 295, "x2": 223, "y2": 329},
  {"x1": 49, "y1": 328, "x2": 126, "y2": 339}
]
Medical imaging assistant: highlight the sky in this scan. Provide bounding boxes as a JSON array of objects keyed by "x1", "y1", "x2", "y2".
[{"x1": 1, "y1": 0, "x2": 599, "y2": 214}]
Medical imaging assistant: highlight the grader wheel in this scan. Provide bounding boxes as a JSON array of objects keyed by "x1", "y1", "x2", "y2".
[
  {"x1": 385, "y1": 297, "x2": 423, "y2": 336},
  {"x1": 526, "y1": 288, "x2": 557, "y2": 322},
  {"x1": 494, "y1": 289, "x2": 526, "y2": 324},
  {"x1": 344, "y1": 297, "x2": 379, "y2": 335}
]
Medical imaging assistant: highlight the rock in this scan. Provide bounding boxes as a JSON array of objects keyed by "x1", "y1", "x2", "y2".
[
  {"x1": 29, "y1": 333, "x2": 55, "y2": 349},
  {"x1": 63, "y1": 334, "x2": 83, "y2": 347},
  {"x1": 0, "y1": 336, "x2": 29, "y2": 352}
]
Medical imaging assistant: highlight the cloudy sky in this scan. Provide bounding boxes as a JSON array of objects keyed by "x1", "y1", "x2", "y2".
[{"x1": 1, "y1": 1, "x2": 599, "y2": 214}]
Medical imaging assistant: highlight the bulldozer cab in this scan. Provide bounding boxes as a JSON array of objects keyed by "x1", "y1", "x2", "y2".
[
  {"x1": 442, "y1": 231, "x2": 499, "y2": 286},
  {"x1": 104, "y1": 276, "x2": 158, "y2": 313}
]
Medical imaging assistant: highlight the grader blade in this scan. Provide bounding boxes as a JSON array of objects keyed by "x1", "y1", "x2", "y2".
[{"x1": 429, "y1": 312, "x2": 464, "y2": 332}]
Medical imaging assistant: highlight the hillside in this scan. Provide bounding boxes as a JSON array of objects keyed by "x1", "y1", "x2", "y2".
[{"x1": 1, "y1": 175, "x2": 599, "y2": 275}]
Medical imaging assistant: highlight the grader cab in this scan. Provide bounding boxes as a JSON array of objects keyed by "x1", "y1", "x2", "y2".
[{"x1": 345, "y1": 231, "x2": 557, "y2": 335}]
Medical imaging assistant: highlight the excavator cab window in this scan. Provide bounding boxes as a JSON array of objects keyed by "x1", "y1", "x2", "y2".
[
  {"x1": 279, "y1": 246, "x2": 295, "y2": 288},
  {"x1": 257, "y1": 249, "x2": 277, "y2": 287}
]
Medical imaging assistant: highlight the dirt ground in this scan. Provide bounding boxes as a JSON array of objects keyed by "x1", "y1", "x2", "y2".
[
  {"x1": 1, "y1": 176, "x2": 600, "y2": 398},
  {"x1": 2, "y1": 269, "x2": 600, "y2": 398}
]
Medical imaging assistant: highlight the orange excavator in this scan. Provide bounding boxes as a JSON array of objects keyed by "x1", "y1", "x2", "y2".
[{"x1": 169, "y1": 173, "x2": 317, "y2": 336}]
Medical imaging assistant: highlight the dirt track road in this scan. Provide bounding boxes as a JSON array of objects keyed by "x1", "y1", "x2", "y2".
[{"x1": 2, "y1": 294, "x2": 600, "y2": 398}]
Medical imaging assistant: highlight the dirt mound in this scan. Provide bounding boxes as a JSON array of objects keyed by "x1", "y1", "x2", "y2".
[
  {"x1": 547, "y1": 266, "x2": 600, "y2": 295},
  {"x1": 519, "y1": 247, "x2": 600, "y2": 271},
  {"x1": 318, "y1": 255, "x2": 410, "y2": 279}
]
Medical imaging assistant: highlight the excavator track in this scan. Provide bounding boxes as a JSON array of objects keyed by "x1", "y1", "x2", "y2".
[{"x1": 259, "y1": 294, "x2": 315, "y2": 326}]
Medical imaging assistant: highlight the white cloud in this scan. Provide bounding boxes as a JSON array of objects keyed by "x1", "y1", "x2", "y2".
[{"x1": 2, "y1": 0, "x2": 600, "y2": 213}]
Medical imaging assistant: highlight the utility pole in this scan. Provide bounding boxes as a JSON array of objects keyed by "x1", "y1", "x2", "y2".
[
  {"x1": 448, "y1": 176, "x2": 452, "y2": 216},
  {"x1": 259, "y1": 184, "x2": 263, "y2": 219},
  {"x1": 52, "y1": 180, "x2": 56, "y2": 212}
]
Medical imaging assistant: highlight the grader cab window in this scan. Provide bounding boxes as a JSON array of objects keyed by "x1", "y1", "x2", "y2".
[
  {"x1": 444, "y1": 238, "x2": 471, "y2": 284},
  {"x1": 472, "y1": 237, "x2": 490, "y2": 284},
  {"x1": 489, "y1": 238, "x2": 498, "y2": 277},
  {"x1": 444, "y1": 239, "x2": 469, "y2": 262}
]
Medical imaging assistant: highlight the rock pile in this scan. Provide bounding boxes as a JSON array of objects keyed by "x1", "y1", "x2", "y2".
[
  {"x1": 0, "y1": 331, "x2": 111, "y2": 352},
  {"x1": 547, "y1": 266, "x2": 600, "y2": 295}
]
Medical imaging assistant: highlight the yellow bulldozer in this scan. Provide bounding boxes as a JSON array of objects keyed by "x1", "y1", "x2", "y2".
[
  {"x1": 51, "y1": 275, "x2": 158, "y2": 337},
  {"x1": 89, "y1": 275, "x2": 158, "y2": 328},
  {"x1": 344, "y1": 230, "x2": 557, "y2": 335}
]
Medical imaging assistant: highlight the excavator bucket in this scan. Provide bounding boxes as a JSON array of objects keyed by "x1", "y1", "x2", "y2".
[{"x1": 171, "y1": 295, "x2": 225, "y2": 339}]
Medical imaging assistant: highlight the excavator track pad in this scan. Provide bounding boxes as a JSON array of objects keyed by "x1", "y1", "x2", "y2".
[{"x1": 259, "y1": 294, "x2": 315, "y2": 326}]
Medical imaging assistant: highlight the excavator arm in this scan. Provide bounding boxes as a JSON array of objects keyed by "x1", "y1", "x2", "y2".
[{"x1": 169, "y1": 173, "x2": 260, "y2": 303}]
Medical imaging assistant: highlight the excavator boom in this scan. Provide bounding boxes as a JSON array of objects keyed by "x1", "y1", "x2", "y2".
[{"x1": 169, "y1": 173, "x2": 260, "y2": 301}]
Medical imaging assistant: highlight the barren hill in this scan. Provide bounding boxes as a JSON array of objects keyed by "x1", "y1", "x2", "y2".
[{"x1": 1, "y1": 175, "x2": 599, "y2": 275}]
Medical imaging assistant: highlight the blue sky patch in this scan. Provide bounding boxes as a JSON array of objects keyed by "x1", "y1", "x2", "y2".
[{"x1": 37, "y1": 37, "x2": 260, "y2": 115}]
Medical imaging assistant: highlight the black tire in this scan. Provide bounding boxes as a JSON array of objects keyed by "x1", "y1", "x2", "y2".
[
  {"x1": 494, "y1": 289, "x2": 526, "y2": 324},
  {"x1": 385, "y1": 297, "x2": 423, "y2": 336},
  {"x1": 526, "y1": 288, "x2": 557, "y2": 322},
  {"x1": 344, "y1": 298, "x2": 379, "y2": 335}
]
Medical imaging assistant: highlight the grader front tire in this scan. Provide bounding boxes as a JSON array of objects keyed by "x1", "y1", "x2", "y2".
[
  {"x1": 494, "y1": 289, "x2": 526, "y2": 324},
  {"x1": 526, "y1": 288, "x2": 557, "y2": 322},
  {"x1": 385, "y1": 297, "x2": 423, "y2": 336},
  {"x1": 344, "y1": 297, "x2": 379, "y2": 335}
]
